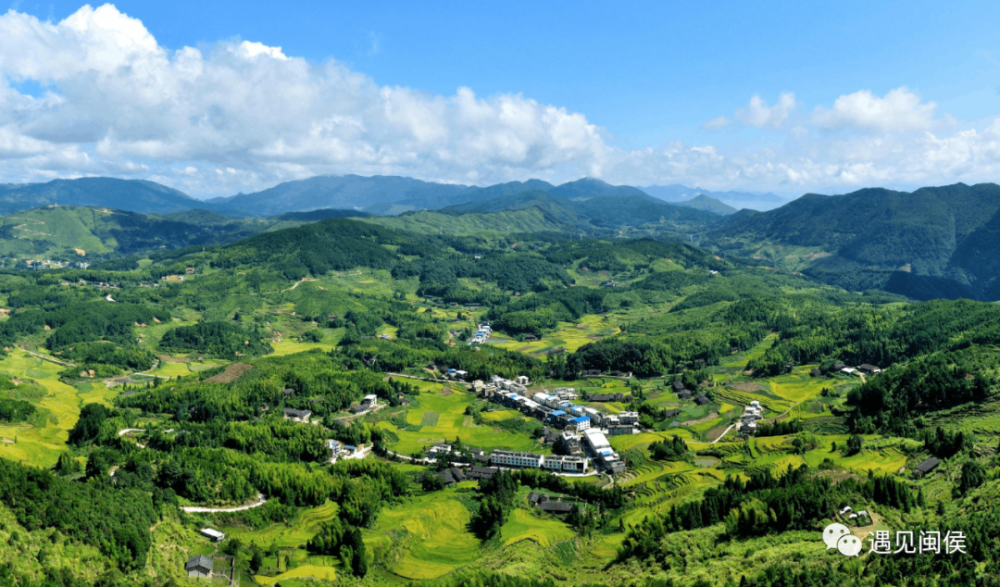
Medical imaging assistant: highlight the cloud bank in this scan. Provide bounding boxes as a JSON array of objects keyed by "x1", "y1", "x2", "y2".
[{"x1": 1, "y1": 5, "x2": 1000, "y2": 197}]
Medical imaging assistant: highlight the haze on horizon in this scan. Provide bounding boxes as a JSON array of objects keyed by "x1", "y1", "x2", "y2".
[{"x1": 2, "y1": 1, "x2": 1000, "y2": 199}]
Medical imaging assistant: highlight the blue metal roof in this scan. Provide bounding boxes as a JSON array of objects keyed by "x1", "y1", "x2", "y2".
[
  {"x1": 345, "y1": 445, "x2": 357, "y2": 450},
  {"x1": 550, "y1": 410, "x2": 567, "y2": 417},
  {"x1": 600, "y1": 449, "x2": 613, "y2": 455},
  {"x1": 570, "y1": 416, "x2": 590, "y2": 423}
]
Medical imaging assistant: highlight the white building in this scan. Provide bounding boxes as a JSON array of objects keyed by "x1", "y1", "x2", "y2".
[
  {"x1": 490, "y1": 450, "x2": 544, "y2": 468},
  {"x1": 618, "y1": 412, "x2": 639, "y2": 426},
  {"x1": 327, "y1": 440, "x2": 342, "y2": 459},
  {"x1": 199, "y1": 528, "x2": 225, "y2": 542},
  {"x1": 541, "y1": 455, "x2": 589, "y2": 474},
  {"x1": 516, "y1": 375, "x2": 530, "y2": 386}
]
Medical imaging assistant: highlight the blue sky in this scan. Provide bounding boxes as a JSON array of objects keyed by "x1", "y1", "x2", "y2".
[{"x1": 3, "y1": 1, "x2": 1000, "y2": 197}]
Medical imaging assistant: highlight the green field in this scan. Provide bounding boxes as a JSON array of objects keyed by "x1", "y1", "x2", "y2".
[
  {"x1": 365, "y1": 488, "x2": 480, "y2": 580},
  {"x1": 378, "y1": 380, "x2": 545, "y2": 454}
]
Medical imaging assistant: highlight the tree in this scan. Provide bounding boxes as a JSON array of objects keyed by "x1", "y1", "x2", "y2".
[
  {"x1": 846, "y1": 435, "x2": 864, "y2": 455},
  {"x1": 958, "y1": 460, "x2": 986, "y2": 495}
]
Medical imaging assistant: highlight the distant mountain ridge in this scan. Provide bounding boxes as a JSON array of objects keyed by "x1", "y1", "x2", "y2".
[
  {"x1": 0, "y1": 178, "x2": 205, "y2": 215},
  {"x1": 709, "y1": 182, "x2": 1000, "y2": 300},
  {"x1": 641, "y1": 184, "x2": 786, "y2": 211},
  {"x1": 0, "y1": 175, "x2": 760, "y2": 218},
  {"x1": 672, "y1": 194, "x2": 737, "y2": 215}
]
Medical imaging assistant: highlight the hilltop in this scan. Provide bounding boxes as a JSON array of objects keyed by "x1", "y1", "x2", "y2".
[
  {"x1": 0, "y1": 178, "x2": 207, "y2": 215},
  {"x1": 708, "y1": 182, "x2": 1000, "y2": 300}
]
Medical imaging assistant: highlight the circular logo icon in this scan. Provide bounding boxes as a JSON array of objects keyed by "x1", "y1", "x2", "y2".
[
  {"x1": 837, "y1": 534, "x2": 863, "y2": 557},
  {"x1": 823, "y1": 523, "x2": 850, "y2": 550}
]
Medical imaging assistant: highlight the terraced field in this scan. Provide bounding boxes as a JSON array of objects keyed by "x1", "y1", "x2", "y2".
[
  {"x1": 366, "y1": 489, "x2": 480, "y2": 580},
  {"x1": 0, "y1": 350, "x2": 96, "y2": 467},
  {"x1": 493, "y1": 314, "x2": 620, "y2": 355},
  {"x1": 502, "y1": 508, "x2": 576, "y2": 547},
  {"x1": 379, "y1": 380, "x2": 543, "y2": 454},
  {"x1": 221, "y1": 501, "x2": 339, "y2": 549}
]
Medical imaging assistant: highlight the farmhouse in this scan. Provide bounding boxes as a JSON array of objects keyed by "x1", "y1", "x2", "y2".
[
  {"x1": 663, "y1": 408, "x2": 681, "y2": 418},
  {"x1": 694, "y1": 394, "x2": 710, "y2": 405},
  {"x1": 199, "y1": 528, "x2": 225, "y2": 542},
  {"x1": 677, "y1": 390, "x2": 692, "y2": 400},
  {"x1": 466, "y1": 466, "x2": 499, "y2": 480},
  {"x1": 915, "y1": 457, "x2": 941, "y2": 476},
  {"x1": 539, "y1": 501, "x2": 576, "y2": 514},
  {"x1": 527, "y1": 492, "x2": 548, "y2": 505},
  {"x1": 672, "y1": 381, "x2": 687, "y2": 392},
  {"x1": 185, "y1": 555, "x2": 213, "y2": 578},
  {"x1": 327, "y1": 440, "x2": 342, "y2": 459},
  {"x1": 282, "y1": 408, "x2": 312, "y2": 423},
  {"x1": 858, "y1": 364, "x2": 882, "y2": 374}
]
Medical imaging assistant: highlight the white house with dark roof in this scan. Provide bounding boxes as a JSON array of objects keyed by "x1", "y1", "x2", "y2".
[{"x1": 185, "y1": 554, "x2": 213, "y2": 578}]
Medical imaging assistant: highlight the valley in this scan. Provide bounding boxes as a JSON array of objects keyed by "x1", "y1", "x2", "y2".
[{"x1": 0, "y1": 194, "x2": 996, "y2": 587}]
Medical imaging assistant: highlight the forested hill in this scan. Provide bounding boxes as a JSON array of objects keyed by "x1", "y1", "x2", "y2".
[
  {"x1": 672, "y1": 194, "x2": 738, "y2": 215},
  {"x1": 708, "y1": 182, "x2": 1000, "y2": 300},
  {"x1": 0, "y1": 178, "x2": 207, "y2": 215},
  {"x1": 206, "y1": 174, "x2": 474, "y2": 216}
]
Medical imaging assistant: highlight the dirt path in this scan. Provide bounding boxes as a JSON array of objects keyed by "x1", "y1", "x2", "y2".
[
  {"x1": 710, "y1": 423, "x2": 736, "y2": 444},
  {"x1": 181, "y1": 493, "x2": 267, "y2": 513}
]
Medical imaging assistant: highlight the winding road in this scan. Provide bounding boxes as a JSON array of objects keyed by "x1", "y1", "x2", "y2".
[{"x1": 180, "y1": 493, "x2": 267, "y2": 513}]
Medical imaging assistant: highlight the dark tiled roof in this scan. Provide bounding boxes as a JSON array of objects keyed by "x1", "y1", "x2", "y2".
[
  {"x1": 539, "y1": 501, "x2": 574, "y2": 513},
  {"x1": 916, "y1": 457, "x2": 941, "y2": 473},
  {"x1": 185, "y1": 555, "x2": 213, "y2": 572}
]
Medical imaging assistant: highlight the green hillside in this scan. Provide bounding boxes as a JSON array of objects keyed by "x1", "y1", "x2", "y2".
[
  {"x1": 708, "y1": 183, "x2": 1000, "y2": 299},
  {"x1": 0, "y1": 177, "x2": 208, "y2": 215},
  {"x1": 363, "y1": 206, "x2": 565, "y2": 236},
  {"x1": 0, "y1": 206, "x2": 271, "y2": 265},
  {"x1": 5, "y1": 189, "x2": 1000, "y2": 587},
  {"x1": 674, "y1": 194, "x2": 738, "y2": 215}
]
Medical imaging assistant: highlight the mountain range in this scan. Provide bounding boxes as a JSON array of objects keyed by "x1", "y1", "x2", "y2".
[
  {"x1": 0, "y1": 175, "x2": 750, "y2": 219},
  {"x1": 7, "y1": 175, "x2": 1000, "y2": 302},
  {"x1": 641, "y1": 184, "x2": 786, "y2": 211},
  {"x1": 710, "y1": 182, "x2": 1000, "y2": 300}
]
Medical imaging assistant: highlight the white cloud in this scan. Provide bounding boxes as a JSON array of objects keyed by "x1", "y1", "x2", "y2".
[
  {"x1": 703, "y1": 116, "x2": 731, "y2": 130},
  {"x1": 0, "y1": 5, "x2": 998, "y2": 199},
  {"x1": 811, "y1": 87, "x2": 937, "y2": 132},
  {"x1": 735, "y1": 92, "x2": 797, "y2": 128}
]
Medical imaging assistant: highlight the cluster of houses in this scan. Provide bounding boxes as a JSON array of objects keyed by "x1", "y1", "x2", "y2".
[
  {"x1": 738, "y1": 401, "x2": 764, "y2": 435},
  {"x1": 469, "y1": 322, "x2": 493, "y2": 345},
  {"x1": 349, "y1": 394, "x2": 379, "y2": 414},
  {"x1": 832, "y1": 363, "x2": 882, "y2": 377},
  {"x1": 672, "y1": 381, "x2": 711, "y2": 405},
  {"x1": 326, "y1": 439, "x2": 365, "y2": 462},
  {"x1": 839, "y1": 505, "x2": 870, "y2": 523},
  {"x1": 428, "y1": 429, "x2": 626, "y2": 475},
  {"x1": 477, "y1": 376, "x2": 638, "y2": 439},
  {"x1": 438, "y1": 464, "x2": 500, "y2": 485}
]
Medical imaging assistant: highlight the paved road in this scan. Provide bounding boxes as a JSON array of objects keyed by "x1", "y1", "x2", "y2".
[
  {"x1": 181, "y1": 494, "x2": 267, "y2": 513},
  {"x1": 711, "y1": 423, "x2": 737, "y2": 444},
  {"x1": 20, "y1": 348, "x2": 75, "y2": 367}
]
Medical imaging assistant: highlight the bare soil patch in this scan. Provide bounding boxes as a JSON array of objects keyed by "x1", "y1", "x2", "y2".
[
  {"x1": 728, "y1": 382, "x2": 767, "y2": 393},
  {"x1": 205, "y1": 363, "x2": 253, "y2": 384}
]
